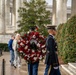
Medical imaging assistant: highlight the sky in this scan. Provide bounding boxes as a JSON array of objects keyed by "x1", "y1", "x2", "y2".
[{"x1": 46, "y1": 0, "x2": 71, "y2": 6}]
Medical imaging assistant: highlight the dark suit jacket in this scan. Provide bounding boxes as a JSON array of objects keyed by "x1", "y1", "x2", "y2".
[{"x1": 45, "y1": 35, "x2": 59, "y2": 67}]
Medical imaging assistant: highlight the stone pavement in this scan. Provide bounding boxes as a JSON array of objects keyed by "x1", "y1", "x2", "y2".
[
  {"x1": 0, "y1": 52, "x2": 26, "y2": 75},
  {"x1": 0, "y1": 52, "x2": 69, "y2": 75}
]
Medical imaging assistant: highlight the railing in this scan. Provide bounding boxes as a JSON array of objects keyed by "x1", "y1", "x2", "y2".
[{"x1": 1, "y1": 59, "x2": 5, "y2": 75}]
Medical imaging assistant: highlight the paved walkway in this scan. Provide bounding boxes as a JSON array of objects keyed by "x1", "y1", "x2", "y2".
[
  {"x1": 0, "y1": 52, "x2": 26, "y2": 75},
  {"x1": 0, "y1": 52, "x2": 69, "y2": 75}
]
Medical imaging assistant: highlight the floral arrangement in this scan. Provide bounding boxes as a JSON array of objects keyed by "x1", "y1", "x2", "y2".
[{"x1": 18, "y1": 31, "x2": 46, "y2": 63}]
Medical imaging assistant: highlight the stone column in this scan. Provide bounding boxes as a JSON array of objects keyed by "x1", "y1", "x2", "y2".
[
  {"x1": 56, "y1": 0, "x2": 67, "y2": 26},
  {"x1": 52, "y1": 0, "x2": 56, "y2": 25},
  {"x1": 0, "y1": 0, "x2": 2, "y2": 33},
  {"x1": 0, "y1": 0, "x2": 5, "y2": 34},
  {"x1": 12, "y1": 0, "x2": 16, "y2": 27},
  {"x1": 12, "y1": 0, "x2": 27, "y2": 31},
  {"x1": 71, "y1": 0, "x2": 76, "y2": 16},
  {"x1": 15, "y1": 0, "x2": 21, "y2": 30},
  {"x1": 5, "y1": 0, "x2": 10, "y2": 26}
]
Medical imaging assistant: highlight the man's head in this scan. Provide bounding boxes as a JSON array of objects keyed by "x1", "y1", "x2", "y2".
[
  {"x1": 11, "y1": 35, "x2": 15, "y2": 40},
  {"x1": 30, "y1": 26, "x2": 38, "y2": 31},
  {"x1": 47, "y1": 25, "x2": 57, "y2": 36}
]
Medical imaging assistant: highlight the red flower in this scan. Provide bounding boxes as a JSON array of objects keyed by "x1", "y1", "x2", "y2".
[{"x1": 18, "y1": 31, "x2": 46, "y2": 63}]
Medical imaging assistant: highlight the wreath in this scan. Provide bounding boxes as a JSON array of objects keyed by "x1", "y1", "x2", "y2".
[{"x1": 18, "y1": 31, "x2": 46, "y2": 63}]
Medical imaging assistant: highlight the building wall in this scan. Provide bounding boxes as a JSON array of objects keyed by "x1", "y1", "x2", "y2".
[{"x1": 0, "y1": 4, "x2": 71, "y2": 43}]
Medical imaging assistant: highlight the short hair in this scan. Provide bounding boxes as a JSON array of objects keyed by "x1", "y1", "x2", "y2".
[{"x1": 30, "y1": 26, "x2": 37, "y2": 31}]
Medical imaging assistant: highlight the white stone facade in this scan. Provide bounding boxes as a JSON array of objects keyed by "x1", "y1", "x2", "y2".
[
  {"x1": 0, "y1": 0, "x2": 76, "y2": 43},
  {"x1": 0, "y1": 35, "x2": 11, "y2": 43}
]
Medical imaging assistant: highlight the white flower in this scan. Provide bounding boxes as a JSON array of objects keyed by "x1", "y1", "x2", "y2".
[
  {"x1": 24, "y1": 54, "x2": 27, "y2": 56},
  {"x1": 27, "y1": 58, "x2": 29, "y2": 60},
  {"x1": 41, "y1": 45, "x2": 45, "y2": 48},
  {"x1": 33, "y1": 57, "x2": 37, "y2": 60},
  {"x1": 39, "y1": 55, "x2": 42, "y2": 60},
  {"x1": 20, "y1": 51, "x2": 23, "y2": 53},
  {"x1": 27, "y1": 31, "x2": 30, "y2": 34},
  {"x1": 24, "y1": 46, "x2": 28, "y2": 49},
  {"x1": 42, "y1": 50, "x2": 46, "y2": 53},
  {"x1": 37, "y1": 43, "x2": 40, "y2": 47},
  {"x1": 37, "y1": 54, "x2": 39, "y2": 57},
  {"x1": 31, "y1": 54, "x2": 35, "y2": 57},
  {"x1": 20, "y1": 43, "x2": 24, "y2": 46},
  {"x1": 32, "y1": 35, "x2": 36, "y2": 38},
  {"x1": 26, "y1": 41, "x2": 29, "y2": 44},
  {"x1": 32, "y1": 50, "x2": 35, "y2": 52},
  {"x1": 41, "y1": 35, "x2": 43, "y2": 37},
  {"x1": 27, "y1": 55, "x2": 30, "y2": 58},
  {"x1": 28, "y1": 49, "x2": 30, "y2": 52}
]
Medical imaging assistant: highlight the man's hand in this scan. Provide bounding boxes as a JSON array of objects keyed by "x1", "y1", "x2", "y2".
[{"x1": 53, "y1": 66, "x2": 59, "y2": 69}]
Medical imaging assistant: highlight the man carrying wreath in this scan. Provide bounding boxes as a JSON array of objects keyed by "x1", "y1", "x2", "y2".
[
  {"x1": 18, "y1": 26, "x2": 46, "y2": 75},
  {"x1": 27, "y1": 26, "x2": 39, "y2": 75}
]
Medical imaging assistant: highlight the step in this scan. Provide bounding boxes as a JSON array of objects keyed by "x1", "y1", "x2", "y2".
[
  {"x1": 68, "y1": 63, "x2": 76, "y2": 70},
  {"x1": 61, "y1": 64, "x2": 76, "y2": 75},
  {"x1": 60, "y1": 66, "x2": 70, "y2": 75},
  {"x1": 68, "y1": 63, "x2": 76, "y2": 74}
]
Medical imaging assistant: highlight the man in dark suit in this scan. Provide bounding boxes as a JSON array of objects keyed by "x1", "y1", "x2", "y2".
[
  {"x1": 28, "y1": 26, "x2": 39, "y2": 75},
  {"x1": 44, "y1": 25, "x2": 61, "y2": 75}
]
